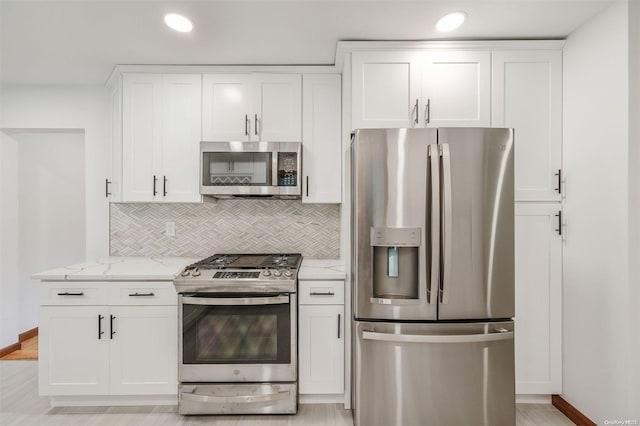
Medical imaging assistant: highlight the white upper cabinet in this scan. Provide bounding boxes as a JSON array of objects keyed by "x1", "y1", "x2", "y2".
[
  {"x1": 302, "y1": 74, "x2": 342, "y2": 204},
  {"x1": 352, "y1": 51, "x2": 421, "y2": 129},
  {"x1": 122, "y1": 74, "x2": 161, "y2": 202},
  {"x1": 122, "y1": 73, "x2": 202, "y2": 203},
  {"x1": 351, "y1": 50, "x2": 490, "y2": 130},
  {"x1": 202, "y1": 74, "x2": 301, "y2": 142},
  {"x1": 254, "y1": 74, "x2": 302, "y2": 142},
  {"x1": 202, "y1": 74, "x2": 253, "y2": 141},
  {"x1": 492, "y1": 50, "x2": 562, "y2": 201},
  {"x1": 422, "y1": 51, "x2": 491, "y2": 127},
  {"x1": 160, "y1": 75, "x2": 203, "y2": 202}
]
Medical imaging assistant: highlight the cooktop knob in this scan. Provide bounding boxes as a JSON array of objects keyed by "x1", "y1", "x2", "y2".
[
  {"x1": 191, "y1": 268, "x2": 201, "y2": 277},
  {"x1": 181, "y1": 269, "x2": 191, "y2": 277},
  {"x1": 284, "y1": 270, "x2": 293, "y2": 277},
  {"x1": 273, "y1": 270, "x2": 282, "y2": 277},
  {"x1": 263, "y1": 270, "x2": 272, "y2": 277}
]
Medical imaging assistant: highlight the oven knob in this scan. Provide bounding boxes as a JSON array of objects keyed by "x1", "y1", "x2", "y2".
[
  {"x1": 181, "y1": 269, "x2": 191, "y2": 277},
  {"x1": 273, "y1": 270, "x2": 282, "y2": 277},
  {"x1": 263, "y1": 270, "x2": 271, "y2": 277},
  {"x1": 191, "y1": 268, "x2": 201, "y2": 277},
  {"x1": 284, "y1": 270, "x2": 293, "y2": 277}
]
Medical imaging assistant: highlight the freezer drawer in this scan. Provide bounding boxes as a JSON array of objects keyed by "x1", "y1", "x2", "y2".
[
  {"x1": 354, "y1": 321, "x2": 515, "y2": 426},
  {"x1": 179, "y1": 383, "x2": 297, "y2": 415}
]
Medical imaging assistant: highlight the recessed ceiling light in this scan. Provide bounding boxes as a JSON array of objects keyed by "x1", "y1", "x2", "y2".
[
  {"x1": 436, "y1": 12, "x2": 467, "y2": 32},
  {"x1": 164, "y1": 13, "x2": 193, "y2": 33}
]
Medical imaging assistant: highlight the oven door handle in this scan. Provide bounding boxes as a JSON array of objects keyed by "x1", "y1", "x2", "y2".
[
  {"x1": 180, "y1": 295, "x2": 289, "y2": 306},
  {"x1": 181, "y1": 389, "x2": 291, "y2": 404}
]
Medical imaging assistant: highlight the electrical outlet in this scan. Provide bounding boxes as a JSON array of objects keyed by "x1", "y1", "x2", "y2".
[{"x1": 165, "y1": 221, "x2": 176, "y2": 237}]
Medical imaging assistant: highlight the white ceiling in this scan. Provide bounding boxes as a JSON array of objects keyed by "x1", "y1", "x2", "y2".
[{"x1": 0, "y1": 0, "x2": 615, "y2": 86}]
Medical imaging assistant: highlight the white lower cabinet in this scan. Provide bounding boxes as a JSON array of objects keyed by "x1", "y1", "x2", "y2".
[
  {"x1": 39, "y1": 306, "x2": 110, "y2": 395},
  {"x1": 39, "y1": 282, "x2": 178, "y2": 398},
  {"x1": 298, "y1": 280, "x2": 344, "y2": 396},
  {"x1": 108, "y1": 306, "x2": 177, "y2": 395},
  {"x1": 514, "y1": 203, "x2": 563, "y2": 395}
]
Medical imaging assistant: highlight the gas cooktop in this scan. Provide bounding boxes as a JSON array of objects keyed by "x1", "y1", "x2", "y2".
[
  {"x1": 174, "y1": 253, "x2": 302, "y2": 294},
  {"x1": 188, "y1": 253, "x2": 302, "y2": 270}
]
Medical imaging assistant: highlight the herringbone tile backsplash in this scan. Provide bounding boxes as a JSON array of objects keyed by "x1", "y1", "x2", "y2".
[{"x1": 110, "y1": 200, "x2": 341, "y2": 259}]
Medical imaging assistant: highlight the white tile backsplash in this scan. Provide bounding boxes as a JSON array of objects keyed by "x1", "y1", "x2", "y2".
[{"x1": 110, "y1": 200, "x2": 340, "y2": 259}]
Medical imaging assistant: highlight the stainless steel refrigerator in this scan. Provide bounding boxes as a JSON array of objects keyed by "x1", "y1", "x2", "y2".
[{"x1": 351, "y1": 128, "x2": 515, "y2": 426}]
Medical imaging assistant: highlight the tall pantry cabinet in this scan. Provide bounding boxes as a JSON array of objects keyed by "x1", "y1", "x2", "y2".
[{"x1": 345, "y1": 41, "x2": 563, "y2": 397}]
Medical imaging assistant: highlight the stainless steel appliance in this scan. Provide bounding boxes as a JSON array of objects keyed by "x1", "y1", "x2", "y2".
[
  {"x1": 174, "y1": 253, "x2": 302, "y2": 415},
  {"x1": 352, "y1": 128, "x2": 515, "y2": 426},
  {"x1": 200, "y1": 141, "x2": 301, "y2": 198}
]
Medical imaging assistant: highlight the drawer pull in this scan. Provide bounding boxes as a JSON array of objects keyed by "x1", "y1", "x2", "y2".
[
  {"x1": 310, "y1": 291, "x2": 335, "y2": 296},
  {"x1": 129, "y1": 292, "x2": 155, "y2": 297},
  {"x1": 57, "y1": 292, "x2": 84, "y2": 296}
]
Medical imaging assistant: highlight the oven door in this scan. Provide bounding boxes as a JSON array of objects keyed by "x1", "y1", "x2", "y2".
[{"x1": 179, "y1": 293, "x2": 296, "y2": 383}]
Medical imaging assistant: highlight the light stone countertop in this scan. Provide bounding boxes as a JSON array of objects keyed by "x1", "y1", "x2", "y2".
[
  {"x1": 32, "y1": 257, "x2": 198, "y2": 281},
  {"x1": 298, "y1": 259, "x2": 345, "y2": 280}
]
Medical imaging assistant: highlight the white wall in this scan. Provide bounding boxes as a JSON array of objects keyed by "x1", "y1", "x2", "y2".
[
  {"x1": 0, "y1": 133, "x2": 20, "y2": 348},
  {"x1": 563, "y1": 1, "x2": 630, "y2": 422},
  {"x1": 0, "y1": 85, "x2": 111, "y2": 260},
  {"x1": 0, "y1": 86, "x2": 109, "y2": 344},
  {"x1": 16, "y1": 132, "x2": 86, "y2": 333},
  {"x1": 627, "y1": 0, "x2": 640, "y2": 419}
]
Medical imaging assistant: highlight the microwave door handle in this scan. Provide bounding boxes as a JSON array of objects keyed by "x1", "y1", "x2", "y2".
[
  {"x1": 180, "y1": 295, "x2": 289, "y2": 306},
  {"x1": 440, "y1": 143, "x2": 453, "y2": 304},
  {"x1": 272, "y1": 150, "x2": 279, "y2": 187},
  {"x1": 427, "y1": 144, "x2": 440, "y2": 305}
]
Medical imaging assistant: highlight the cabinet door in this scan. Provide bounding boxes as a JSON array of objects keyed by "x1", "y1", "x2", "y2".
[
  {"x1": 514, "y1": 203, "x2": 562, "y2": 394},
  {"x1": 109, "y1": 80, "x2": 122, "y2": 201},
  {"x1": 421, "y1": 51, "x2": 491, "y2": 127},
  {"x1": 39, "y1": 306, "x2": 109, "y2": 395},
  {"x1": 122, "y1": 74, "x2": 162, "y2": 201},
  {"x1": 202, "y1": 74, "x2": 253, "y2": 141},
  {"x1": 302, "y1": 74, "x2": 342, "y2": 203},
  {"x1": 299, "y1": 304, "x2": 344, "y2": 394},
  {"x1": 492, "y1": 50, "x2": 562, "y2": 201},
  {"x1": 109, "y1": 306, "x2": 178, "y2": 395},
  {"x1": 160, "y1": 74, "x2": 202, "y2": 202},
  {"x1": 352, "y1": 51, "x2": 421, "y2": 129},
  {"x1": 254, "y1": 74, "x2": 302, "y2": 142}
]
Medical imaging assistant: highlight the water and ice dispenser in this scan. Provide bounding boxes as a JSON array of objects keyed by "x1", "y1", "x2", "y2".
[{"x1": 370, "y1": 227, "x2": 421, "y2": 300}]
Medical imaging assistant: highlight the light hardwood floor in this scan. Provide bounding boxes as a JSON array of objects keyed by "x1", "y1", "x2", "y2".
[
  {"x1": 0, "y1": 361, "x2": 573, "y2": 426},
  {"x1": 0, "y1": 336, "x2": 38, "y2": 361}
]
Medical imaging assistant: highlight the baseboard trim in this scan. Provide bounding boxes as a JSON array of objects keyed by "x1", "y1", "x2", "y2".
[
  {"x1": 0, "y1": 327, "x2": 39, "y2": 358},
  {"x1": 552, "y1": 395, "x2": 596, "y2": 426},
  {"x1": 0, "y1": 342, "x2": 22, "y2": 358},
  {"x1": 19, "y1": 327, "x2": 38, "y2": 342}
]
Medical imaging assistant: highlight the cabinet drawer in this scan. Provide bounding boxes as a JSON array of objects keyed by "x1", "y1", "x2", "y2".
[
  {"x1": 299, "y1": 281, "x2": 344, "y2": 305},
  {"x1": 40, "y1": 282, "x2": 108, "y2": 306},
  {"x1": 109, "y1": 282, "x2": 177, "y2": 306}
]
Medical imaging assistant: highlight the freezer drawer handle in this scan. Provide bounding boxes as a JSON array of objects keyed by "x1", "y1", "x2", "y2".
[
  {"x1": 362, "y1": 330, "x2": 513, "y2": 344},
  {"x1": 181, "y1": 389, "x2": 290, "y2": 404}
]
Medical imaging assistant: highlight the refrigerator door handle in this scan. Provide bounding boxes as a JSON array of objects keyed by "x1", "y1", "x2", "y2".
[
  {"x1": 362, "y1": 330, "x2": 513, "y2": 344},
  {"x1": 427, "y1": 144, "x2": 440, "y2": 304},
  {"x1": 440, "y1": 143, "x2": 453, "y2": 304}
]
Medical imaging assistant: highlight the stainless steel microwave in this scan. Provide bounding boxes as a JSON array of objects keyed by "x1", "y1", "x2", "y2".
[{"x1": 200, "y1": 141, "x2": 302, "y2": 198}]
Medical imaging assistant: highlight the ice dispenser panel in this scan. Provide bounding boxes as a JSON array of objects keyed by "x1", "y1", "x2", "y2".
[{"x1": 370, "y1": 228, "x2": 421, "y2": 300}]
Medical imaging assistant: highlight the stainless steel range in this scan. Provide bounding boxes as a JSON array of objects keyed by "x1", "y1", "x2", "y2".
[{"x1": 174, "y1": 253, "x2": 302, "y2": 415}]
